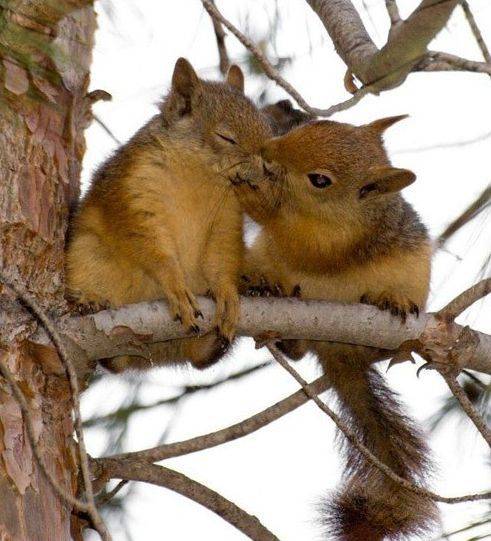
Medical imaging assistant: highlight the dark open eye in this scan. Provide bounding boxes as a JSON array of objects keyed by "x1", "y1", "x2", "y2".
[
  {"x1": 308, "y1": 173, "x2": 332, "y2": 188},
  {"x1": 216, "y1": 132, "x2": 237, "y2": 145}
]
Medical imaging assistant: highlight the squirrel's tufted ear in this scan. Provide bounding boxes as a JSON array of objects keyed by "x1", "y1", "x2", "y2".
[
  {"x1": 365, "y1": 114, "x2": 409, "y2": 135},
  {"x1": 163, "y1": 58, "x2": 202, "y2": 120},
  {"x1": 171, "y1": 57, "x2": 201, "y2": 99},
  {"x1": 359, "y1": 166, "x2": 415, "y2": 200},
  {"x1": 226, "y1": 65, "x2": 245, "y2": 93}
]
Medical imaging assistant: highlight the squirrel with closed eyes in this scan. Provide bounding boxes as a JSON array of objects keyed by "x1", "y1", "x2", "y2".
[
  {"x1": 66, "y1": 58, "x2": 273, "y2": 372},
  {"x1": 234, "y1": 116, "x2": 438, "y2": 540}
]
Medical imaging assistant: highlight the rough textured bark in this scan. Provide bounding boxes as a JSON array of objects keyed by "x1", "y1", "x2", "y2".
[{"x1": 0, "y1": 2, "x2": 95, "y2": 540}]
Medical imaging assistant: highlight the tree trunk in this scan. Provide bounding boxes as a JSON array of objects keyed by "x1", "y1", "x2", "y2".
[{"x1": 0, "y1": 2, "x2": 95, "y2": 539}]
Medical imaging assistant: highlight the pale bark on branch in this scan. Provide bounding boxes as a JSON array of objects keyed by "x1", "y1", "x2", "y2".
[
  {"x1": 19, "y1": 294, "x2": 491, "y2": 376},
  {"x1": 204, "y1": 0, "x2": 491, "y2": 116},
  {"x1": 307, "y1": 0, "x2": 462, "y2": 91}
]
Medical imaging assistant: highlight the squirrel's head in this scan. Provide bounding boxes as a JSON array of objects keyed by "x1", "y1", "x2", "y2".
[
  {"x1": 237, "y1": 115, "x2": 415, "y2": 223},
  {"x1": 160, "y1": 58, "x2": 273, "y2": 186}
]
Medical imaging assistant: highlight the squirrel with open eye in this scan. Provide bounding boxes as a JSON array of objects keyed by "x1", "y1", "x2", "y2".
[
  {"x1": 66, "y1": 58, "x2": 273, "y2": 372},
  {"x1": 234, "y1": 116, "x2": 438, "y2": 540}
]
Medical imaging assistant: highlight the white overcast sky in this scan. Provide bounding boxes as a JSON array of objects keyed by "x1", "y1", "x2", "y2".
[{"x1": 81, "y1": 1, "x2": 491, "y2": 540}]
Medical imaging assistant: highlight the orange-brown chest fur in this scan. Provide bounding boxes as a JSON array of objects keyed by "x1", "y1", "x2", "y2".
[
  {"x1": 246, "y1": 211, "x2": 432, "y2": 308},
  {"x1": 66, "y1": 137, "x2": 241, "y2": 306}
]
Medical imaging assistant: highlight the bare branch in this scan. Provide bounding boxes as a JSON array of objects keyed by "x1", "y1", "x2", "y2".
[
  {"x1": 439, "y1": 372, "x2": 491, "y2": 447},
  {"x1": 93, "y1": 115, "x2": 121, "y2": 145},
  {"x1": 461, "y1": 0, "x2": 491, "y2": 65},
  {"x1": 266, "y1": 344, "x2": 491, "y2": 504},
  {"x1": 395, "y1": 131, "x2": 491, "y2": 154},
  {"x1": 306, "y1": 0, "x2": 460, "y2": 90},
  {"x1": 84, "y1": 361, "x2": 272, "y2": 429},
  {"x1": 0, "y1": 272, "x2": 111, "y2": 541},
  {"x1": 305, "y1": 0, "x2": 377, "y2": 82},
  {"x1": 438, "y1": 278, "x2": 491, "y2": 320},
  {"x1": 385, "y1": 0, "x2": 401, "y2": 27},
  {"x1": 437, "y1": 184, "x2": 491, "y2": 247},
  {"x1": 97, "y1": 460, "x2": 280, "y2": 541},
  {"x1": 201, "y1": 0, "x2": 369, "y2": 116},
  {"x1": 206, "y1": 0, "x2": 230, "y2": 75},
  {"x1": 418, "y1": 51, "x2": 491, "y2": 74},
  {"x1": 103, "y1": 374, "x2": 331, "y2": 463},
  {"x1": 367, "y1": 0, "x2": 460, "y2": 87},
  {"x1": 97, "y1": 480, "x2": 128, "y2": 507},
  {"x1": 51, "y1": 295, "x2": 491, "y2": 375}
]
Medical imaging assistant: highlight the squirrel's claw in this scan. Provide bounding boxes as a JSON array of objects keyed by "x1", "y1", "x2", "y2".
[{"x1": 360, "y1": 291, "x2": 420, "y2": 325}]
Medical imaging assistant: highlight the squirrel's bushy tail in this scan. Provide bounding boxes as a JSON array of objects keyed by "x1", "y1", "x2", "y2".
[{"x1": 316, "y1": 347, "x2": 439, "y2": 540}]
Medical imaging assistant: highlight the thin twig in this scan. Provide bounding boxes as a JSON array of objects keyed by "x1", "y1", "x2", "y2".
[
  {"x1": 436, "y1": 517, "x2": 491, "y2": 540},
  {"x1": 201, "y1": 0, "x2": 370, "y2": 117},
  {"x1": 84, "y1": 361, "x2": 272, "y2": 428},
  {"x1": 99, "y1": 460, "x2": 280, "y2": 541},
  {"x1": 394, "y1": 130, "x2": 491, "y2": 154},
  {"x1": 266, "y1": 343, "x2": 491, "y2": 504},
  {"x1": 97, "y1": 480, "x2": 128, "y2": 507},
  {"x1": 440, "y1": 372, "x2": 491, "y2": 447},
  {"x1": 103, "y1": 374, "x2": 332, "y2": 463},
  {"x1": 0, "y1": 352, "x2": 90, "y2": 512},
  {"x1": 461, "y1": 1, "x2": 491, "y2": 66},
  {"x1": 0, "y1": 272, "x2": 111, "y2": 541},
  {"x1": 439, "y1": 278, "x2": 491, "y2": 320},
  {"x1": 437, "y1": 184, "x2": 491, "y2": 248},
  {"x1": 207, "y1": 0, "x2": 230, "y2": 75},
  {"x1": 419, "y1": 51, "x2": 491, "y2": 74},
  {"x1": 93, "y1": 115, "x2": 121, "y2": 145}
]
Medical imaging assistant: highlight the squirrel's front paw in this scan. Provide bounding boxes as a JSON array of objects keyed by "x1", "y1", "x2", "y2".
[
  {"x1": 165, "y1": 285, "x2": 202, "y2": 334},
  {"x1": 360, "y1": 291, "x2": 420, "y2": 323},
  {"x1": 209, "y1": 286, "x2": 239, "y2": 344}
]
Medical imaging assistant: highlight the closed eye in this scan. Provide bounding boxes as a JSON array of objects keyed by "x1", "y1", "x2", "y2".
[{"x1": 215, "y1": 132, "x2": 237, "y2": 145}]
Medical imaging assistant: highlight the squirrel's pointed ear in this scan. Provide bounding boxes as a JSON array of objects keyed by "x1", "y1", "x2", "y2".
[
  {"x1": 359, "y1": 166, "x2": 416, "y2": 200},
  {"x1": 171, "y1": 57, "x2": 201, "y2": 99},
  {"x1": 226, "y1": 65, "x2": 244, "y2": 93},
  {"x1": 365, "y1": 114, "x2": 409, "y2": 134}
]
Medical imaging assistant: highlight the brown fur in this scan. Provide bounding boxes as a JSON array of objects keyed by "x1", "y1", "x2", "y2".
[
  {"x1": 235, "y1": 118, "x2": 438, "y2": 539},
  {"x1": 261, "y1": 99, "x2": 315, "y2": 135},
  {"x1": 66, "y1": 58, "x2": 272, "y2": 371}
]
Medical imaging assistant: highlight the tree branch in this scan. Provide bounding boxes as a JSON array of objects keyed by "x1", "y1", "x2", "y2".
[
  {"x1": 305, "y1": 0, "x2": 378, "y2": 82},
  {"x1": 306, "y1": 0, "x2": 461, "y2": 91},
  {"x1": 102, "y1": 374, "x2": 332, "y2": 463},
  {"x1": 439, "y1": 372, "x2": 491, "y2": 447},
  {"x1": 439, "y1": 278, "x2": 491, "y2": 320},
  {"x1": 266, "y1": 343, "x2": 491, "y2": 504},
  {"x1": 206, "y1": 0, "x2": 230, "y2": 75},
  {"x1": 96, "y1": 459, "x2": 280, "y2": 541},
  {"x1": 461, "y1": 0, "x2": 491, "y2": 65},
  {"x1": 417, "y1": 51, "x2": 491, "y2": 74},
  {"x1": 84, "y1": 361, "x2": 272, "y2": 429},
  {"x1": 39, "y1": 293, "x2": 491, "y2": 376},
  {"x1": 437, "y1": 183, "x2": 491, "y2": 247},
  {"x1": 201, "y1": 0, "x2": 370, "y2": 116},
  {"x1": 385, "y1": 0, "x2": 401, "y2": 27}
]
